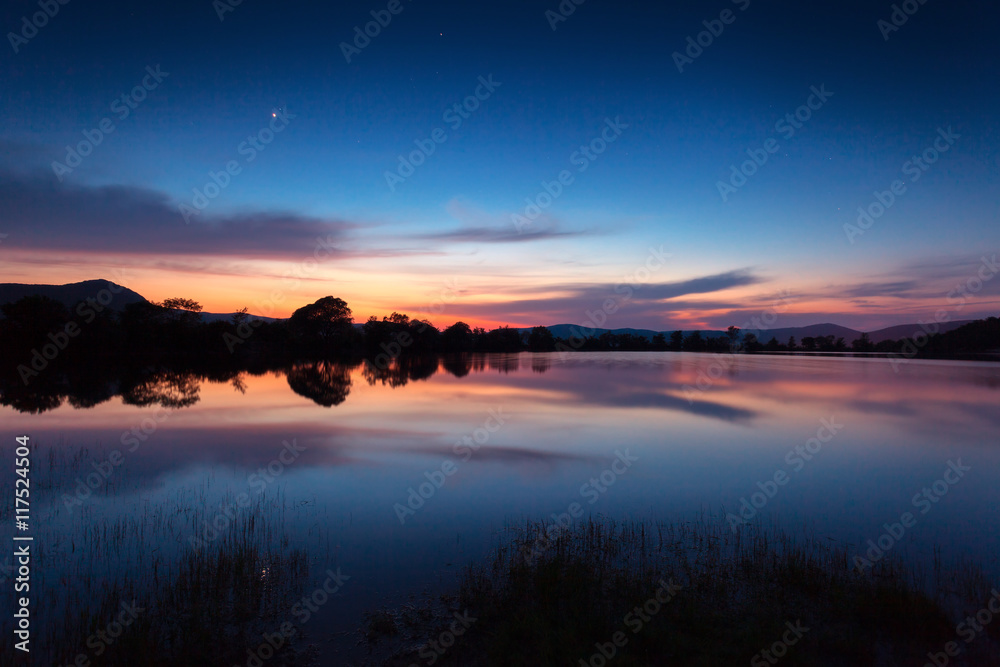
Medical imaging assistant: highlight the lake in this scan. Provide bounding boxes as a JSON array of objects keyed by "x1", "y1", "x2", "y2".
[{"x1": 3, "y1": 351, "x2": 999, "y2": 664}]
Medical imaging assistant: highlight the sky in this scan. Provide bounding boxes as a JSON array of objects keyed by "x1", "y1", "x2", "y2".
[{"x1": 1, "y1": 0, "x2": 998, "y2": 331}]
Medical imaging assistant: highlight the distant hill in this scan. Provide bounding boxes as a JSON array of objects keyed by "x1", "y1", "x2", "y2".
[
  {"x1": 0, "y1": 279, "x2": 147, "y2": 312},
  {"x1": 0, "y1": 280, "x2": 276, "y2": 323},
  {"x1": 519, "y1": 323, "x2": 861, "y2": 342},
  {"x1": 521, "y1": 321, "x2": 977, "y2": 345},
  {"x1": 868, "y1": 321, "x2": 976, "y2": 343},
  {"x1": 198, "y1": 312, "x2": 280, "y2": 324},
  {"x1": 745, "y1": 323, "x2": 861, "y2": 344}
]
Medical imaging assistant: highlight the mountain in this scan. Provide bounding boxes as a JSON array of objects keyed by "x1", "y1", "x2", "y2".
[
  {"x1": 521, "y1": 323, "x2": 862, "y2": 342},
  {"x1": 523, "y1": 322, "x2": 976, "y2": 345},
  {"x1": 0, "y1": 280, "x2": 276, "y2": 323},
  {"x1": 0, "y1": 279, "x2": 147, "y2": 313},
  {"x1": 745, "y1": 323, "x2": 861, "y2": 344},
  {"x1": 867, "y1": 321, "x2": 975, "y2": 343}
]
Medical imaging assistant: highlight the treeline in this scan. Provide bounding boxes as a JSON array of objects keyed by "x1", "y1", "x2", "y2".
[{"x1": 1, "y1": 295, "x2": 997, "y2": 389}]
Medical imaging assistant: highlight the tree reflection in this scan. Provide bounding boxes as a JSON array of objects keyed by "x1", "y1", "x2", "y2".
[
  {"x1": 0, "y1": 354, "x2": 521, "y2": 413},
  {"x1": 531, "y1": 354, "x2": 552, "y2": 374},
  {"x1": 121, "y1": 370, "x2": 202, "y2": 408},
  {"x1": 362, "y1": 355, "x2": 439, "y2": 388},
  {"x1": 286, "y1": 361, "x2": 354, "y2": 407},
  {"x1": 442, "y1": 354, "x2": 472, "y2": 378}
]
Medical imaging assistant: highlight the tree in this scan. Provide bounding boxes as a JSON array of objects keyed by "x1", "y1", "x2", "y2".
[
  {"x1": 851, "y1": 333, "x2": 874, "y2": 352},
  {"x1": 288, "y1": 296, "x2": 355, "y2": 349},
  {"x1": 726, "y1": 326, "x2": 741, "y2": 348},
  {"x1": 231, "y1": 307, "x2": 249, "y2": 327},
  {"x1": 651, "y1": 333, "x2": 667, "y2": 351},
  {"x1": 684, "y1": 331, "x2": 705, "y2": 351},
  {"x1": 669, "y1": 331, "x2": 684, "y2": 351},
  {"x1": 441, "y1": 321, "x2": 473, "y2": 352},
  {"x1": 787, "y1": 336, "x2": 797, "y2": 351},
  {"x1": 0, "y1": 296, "x2": 71, "y2": 341},
  {"x1": 527, "y1": 326, "x2": 556, "y2": 352},
  {"x1": 162, "y1": 297, "x2": 203, "y2": 312}
]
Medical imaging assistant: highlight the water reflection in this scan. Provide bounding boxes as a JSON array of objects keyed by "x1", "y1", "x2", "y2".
[
  {"x1": 0, "y1": 353, "x2": 561, "y2": 414},
  {"x1": 2, "y1": 352, "x2": 1000, "y2": 663},
  {"x1": 287, "y1": 360, "x2": 353, "y2": 406}
]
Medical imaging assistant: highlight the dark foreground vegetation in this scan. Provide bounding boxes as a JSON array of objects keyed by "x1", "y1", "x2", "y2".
[
  {"x1": 364, "y1": 517, "x2": 1000, "y2": 666},
  {"x1": 0, "y1": 463, "x2": 317, "y2": 667}
]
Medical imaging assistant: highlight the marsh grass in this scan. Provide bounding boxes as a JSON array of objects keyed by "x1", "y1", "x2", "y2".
[
  {"x1": 372, "y1": 515, "x2": 1000, "y2": 666},
  {"x1": 0, "y1": 440, "x2": 323, "y2": 666}
]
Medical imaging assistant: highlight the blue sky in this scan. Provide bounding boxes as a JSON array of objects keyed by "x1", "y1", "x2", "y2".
[{"x1": 1, "y1": 0, "x2": 998, "y2": 330}]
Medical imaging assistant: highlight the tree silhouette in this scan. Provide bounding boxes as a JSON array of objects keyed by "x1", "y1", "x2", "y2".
[
  {"x1": 527, "y1": 326, "x2": 556, "y2": 352},
  {"x1": 286, "y1": 361, "x2": 353, "y2": 406},
  {"x1": 441, "y1": 322, "x2": 473, "y2": 351},
  {"x1": 684, "y1": 331, "x2": 705, "y2": 351},
  {"x1": 289, "y1": 296, "x2": 355, "y2": 350},
  {"x1": 162, "y1": 297, "x2": 203, "y2": 312},
  {"x1": 851, "y1": 333, "x2": 874, "y2": 352}
]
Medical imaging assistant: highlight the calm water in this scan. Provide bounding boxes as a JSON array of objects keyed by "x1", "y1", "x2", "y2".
[{"x1": 3, "y1": 352, "x2": 1000, "y2": 663}]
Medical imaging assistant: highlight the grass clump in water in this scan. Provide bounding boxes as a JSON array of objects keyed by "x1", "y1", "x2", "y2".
[{"x1": 377, "y1": 516, "x2": 1000, "y2": 666}]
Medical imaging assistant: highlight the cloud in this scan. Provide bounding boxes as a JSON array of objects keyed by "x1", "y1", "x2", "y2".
[
  {"x1": 409, "y1": 224, "x2": 581, "y2": 244},
  {"x1": 433, "y1": 269, "x2": 764, "y2": 326},
  {"x1": 401, "y1": 197, "x2": 595, "y2": 245},
  {"x1": 843, "y1": 280, "x2": 920, "y2": 298},
  {"x1": 0, "y1": 169, "x2": 358, "y2": 260}
]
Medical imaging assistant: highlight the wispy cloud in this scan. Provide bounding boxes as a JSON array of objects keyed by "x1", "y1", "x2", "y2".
[{"x1": 0, "y1": 169, "x2": 357, "y2": 259}]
